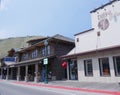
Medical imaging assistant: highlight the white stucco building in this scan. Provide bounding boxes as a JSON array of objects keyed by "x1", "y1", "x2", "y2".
[{"x1": 63, "y1": 0, "x2": 120, "y2": 83}]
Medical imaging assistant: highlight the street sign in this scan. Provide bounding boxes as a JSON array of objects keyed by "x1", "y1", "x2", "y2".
[{"x1": 44, "y1": 58, "x2": 48, "y2": 65}]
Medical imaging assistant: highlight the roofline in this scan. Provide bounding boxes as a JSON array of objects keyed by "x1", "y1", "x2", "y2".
[
  {"x1": 90, "y1": 0, "x2": 119, "y2": 13},
  {"x1": 62, "y1": 45, "x2": 120, "y2": 59},
  {"x1": 18, "y1": 36, "x2": 74, "y2": 53},
  {"x1": 18, "y1": 37, "x2": 51, "y2": 52},
  {"x1": 74, "y1": 28, "x2": 94, "y2": 36},
  {"x1": 27, "y1": 37, "x2": 47, "y2": 43}
]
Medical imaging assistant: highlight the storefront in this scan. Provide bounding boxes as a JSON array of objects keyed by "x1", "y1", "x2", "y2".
[{"x1": 63, "y1": 0, "x2": 120, "y2": 83}]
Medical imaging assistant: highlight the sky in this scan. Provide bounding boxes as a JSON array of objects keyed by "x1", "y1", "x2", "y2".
[{"x1": 0, "y1": 0, "x2": 110, "y2": 39}]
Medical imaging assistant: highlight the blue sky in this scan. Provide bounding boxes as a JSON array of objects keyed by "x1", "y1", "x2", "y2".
[{"x1": 0, "y1": 0, "x2": 109, "y2": 39}]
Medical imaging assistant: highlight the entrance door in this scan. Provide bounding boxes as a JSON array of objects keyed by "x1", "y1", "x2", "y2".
[{"x1": 69, "y1": 60, "x2": 78, "y2": 80}]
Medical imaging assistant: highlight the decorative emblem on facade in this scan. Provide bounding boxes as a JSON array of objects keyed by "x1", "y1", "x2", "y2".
[
  {"x1": 98, "y1": 18, "x2": 109, "y2": 31},
  {"x1": 97, "y1": 10, "x2": 120, "y2": 31}
]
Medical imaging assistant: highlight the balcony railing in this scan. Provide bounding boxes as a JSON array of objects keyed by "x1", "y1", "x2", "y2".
[{"x1": 20, "y1": 49, "x2": 55, "y2": 62}]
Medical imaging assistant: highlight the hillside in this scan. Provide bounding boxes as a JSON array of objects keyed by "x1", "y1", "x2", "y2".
[{"x1": 0, "y1": 36, "x2": 44, "y2": 58}]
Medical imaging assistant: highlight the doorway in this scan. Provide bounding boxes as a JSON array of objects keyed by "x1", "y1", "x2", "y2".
[{"x1": 69, "y1": 60, "x2": 78, "y2": 80}]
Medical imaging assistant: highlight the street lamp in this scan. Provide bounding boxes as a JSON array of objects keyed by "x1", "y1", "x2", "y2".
[{"x1": 43, "y1": 40, "x2": 48, "y2": 84}]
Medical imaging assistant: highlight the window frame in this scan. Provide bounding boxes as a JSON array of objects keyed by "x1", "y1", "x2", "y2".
[
  {"x1": 31, "y1": 49, "x2": 38, "y2": 59},
  {"x1": 99, "y1": 57, "x2": 111, "y2": 77},
  {"x1": 42, "y1": 45, "x2": 51, "y2": 56},
  {"x1": 113, "y1": 56, "x2": 120, "y2": 76},
  {"x1": 84, "y1": 59, "x2": 93, "y2": 77},
  {"x1": 21, "y1": 53, "x2": 29, "y2": 61}
]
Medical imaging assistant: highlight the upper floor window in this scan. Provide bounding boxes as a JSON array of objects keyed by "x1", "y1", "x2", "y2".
[
  {"x1": 47, "y1": 45, "x2": 50, "y2": 55},
  {"x1": 32, "y1": 49, "x2": 38, "y2": 59},
  {"x1": 22, "y1": 53, "x2": 29, "y2": 61},
  {"x1": 99, "y1": 57, "x2": 110, "y2": 76},
  {"x1": 76, "y1": 38, "x2": 79, "y2": 42},
  {"x1": 42, "y1": 48, "x2": 45, "y2": 56},
  {"x1": 113, "y1": 56, "x2": 120, "y2": 76},
  {"x1": 84, "y1": 59, "x2": 93, "y2": 76},
  {"x1": 42, "y1": 45, "x2": 50, "y2": 56}
]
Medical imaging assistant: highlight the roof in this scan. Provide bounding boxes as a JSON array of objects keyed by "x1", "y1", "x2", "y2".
[
  {"x1": 26, "y1": 34, "x2": 74, "y2": 44},
  {"x1": 62, "y1": 45, "x2": 120, "y2": 59},
  {"x1": 52, "y1": 34, "x2": 74, "y2": 43},
  {"x1": 90, "y1": 0, "x2": 119, "y2": 13},
  {"x1": 74, "y1": 28, "x2": 94, "y2": 36},
  {"x1": 27, "y1": 37, "x2": 47, "y2": 43},
  {"x1": 18, "y1": 34, "x2": 74, "y2": 53},
  {"x1": 0, "y1": 36, "x2": 44, "y2": 58}
]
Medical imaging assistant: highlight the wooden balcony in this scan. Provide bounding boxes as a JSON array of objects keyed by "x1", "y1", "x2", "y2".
[{"x1": 20, "y1": 49, "x2": 55, "y2": 62}]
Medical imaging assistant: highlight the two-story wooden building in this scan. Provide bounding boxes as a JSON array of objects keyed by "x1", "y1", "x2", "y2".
[{"x1": 0, "y1": 34, "x2": 74, "y2": 82}]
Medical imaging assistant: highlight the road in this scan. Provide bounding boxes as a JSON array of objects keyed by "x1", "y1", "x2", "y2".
[{"x1": 0, "y1": 81, "x2": 108, "y2": 95}]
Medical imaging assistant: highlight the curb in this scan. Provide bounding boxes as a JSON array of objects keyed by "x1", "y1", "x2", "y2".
[{"x1": 13, "y1": 81, "x2": 120, "y2": 95}]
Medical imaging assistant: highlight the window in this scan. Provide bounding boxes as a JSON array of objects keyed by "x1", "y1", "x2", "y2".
[
  {"x1": 113, "y1": 56, "x2": 120, "y2": 76},
  {"x1": 47, "y1": 45, "x2": 50, "y2": 55},
  {"x1": 22, "y1": 53, "x2": 29, "y2": 61},
  {"x1": 99, "y1": 57, "x2": 110, "y2": 76},
  {"x1": 32, "y1": 49, "x2": 38, "y2": 58},
  {"x1": 42, "y1": 45, "x2": 51, "y2": 56},
  {"x1": 84, "y1": 59, "x2": 93, "y2": 76},
  {"x1": 76, "y1": 38, "x2": 79, "y2": 42},
  {"x1": 42, "y1": 47, "x2": 45, "y2": 56}
]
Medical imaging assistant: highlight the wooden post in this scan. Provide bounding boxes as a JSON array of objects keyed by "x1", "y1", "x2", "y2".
[{"x1": 25, "y1": 65, "x2": 28, "y2": 82}]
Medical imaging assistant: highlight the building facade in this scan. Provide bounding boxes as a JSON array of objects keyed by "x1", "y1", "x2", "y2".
[
  {"x1": 63, "y1": 0, "x2": 120, "y2": 83},
  {"x1": 0, "y1": 34, "x2": 74, "y2": 82}
]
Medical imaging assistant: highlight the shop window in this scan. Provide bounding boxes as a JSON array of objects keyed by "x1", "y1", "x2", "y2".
[
  {"x1": 113, "y1": 56, "x2": 120, "y2": 76},
  {"x1": 99, "y1": 57, "x2": 110, "y2": 76},
  {"x1": 84, "y1": 59, "x2": 93, "y2": 76}
]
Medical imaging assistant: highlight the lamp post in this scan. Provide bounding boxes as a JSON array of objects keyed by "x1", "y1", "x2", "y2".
[{"x1": 44, "y1": 40, "x2": 48, "y2": 84}]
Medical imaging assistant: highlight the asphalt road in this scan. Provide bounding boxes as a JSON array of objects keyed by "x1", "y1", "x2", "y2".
[{"x1": 0, "y1": 81, "x2": 107, "y2": 95}]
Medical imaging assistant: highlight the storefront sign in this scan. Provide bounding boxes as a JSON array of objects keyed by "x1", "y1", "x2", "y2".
[
  {"x1": 97, "y1": 10, "x2": 120, "y2": 31},
  {"x1": 4, "y1": 57, "x2": 17, "y2": 65},
  {"x1": 4, "y1": 57, "x2": 16, "y2": 62}
]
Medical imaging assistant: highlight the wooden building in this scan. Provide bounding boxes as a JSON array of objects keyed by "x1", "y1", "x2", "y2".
[{"x1": 0, "y1": 34, "x2": 74, "y2": 82}]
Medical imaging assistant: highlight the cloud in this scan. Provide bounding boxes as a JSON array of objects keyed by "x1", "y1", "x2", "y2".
[{"x1": 0, "y1": 0, "x2": 11, "y2": 11}]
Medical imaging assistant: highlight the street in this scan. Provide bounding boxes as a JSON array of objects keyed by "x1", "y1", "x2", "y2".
[{"x1": 0, "y1": 81, "x2": 109, "y2": 95}]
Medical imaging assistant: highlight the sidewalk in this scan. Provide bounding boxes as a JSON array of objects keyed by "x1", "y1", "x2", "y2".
[
  {"x1": 1, "y1": 79, "x2": 120, "y2": 95},
  {"x1": 49, "y1": 80, "x2": 120, "y2": 91}
]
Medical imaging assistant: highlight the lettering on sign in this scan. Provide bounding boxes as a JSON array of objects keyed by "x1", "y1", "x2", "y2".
[{"x1": 97, "y1": 10, "x2": 120, "y2": 31}]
